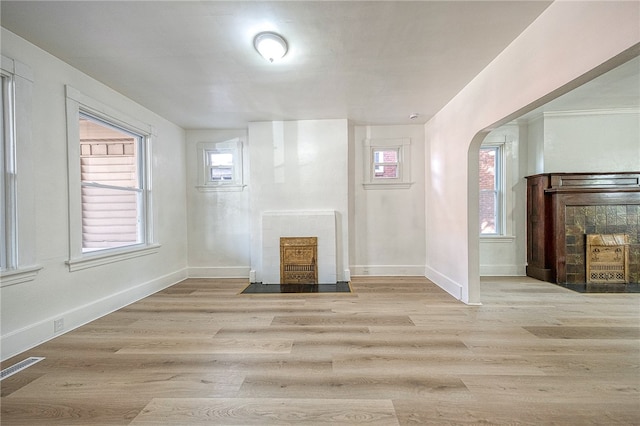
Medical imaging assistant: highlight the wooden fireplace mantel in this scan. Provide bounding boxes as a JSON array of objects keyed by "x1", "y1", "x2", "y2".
[{"x1": 526, "y1": 172, "x2": 640, "y2": 284}]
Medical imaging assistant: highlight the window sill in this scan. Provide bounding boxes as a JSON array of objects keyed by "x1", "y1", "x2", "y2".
[
  {"x1": 480, "y1": 235, "x2": 516, "y2": 243},
  {"x1": 363, "y1": 182, "x2": 414, "y2": 190},
  {"x1": 67, "y1": 244, "x2": 160, "y2": 272},
  {"x1": 0, "y1": 265, "x2": 43, "y2": 287},
  {"x1": 196, "y1": 184, "x2": 246, "y2": 192}
]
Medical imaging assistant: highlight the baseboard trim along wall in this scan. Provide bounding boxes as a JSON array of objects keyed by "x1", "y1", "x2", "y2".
[
  {"x1": 187, "y1": 266, "x2": 250, "y2": 279},
  {"x1": 351, "y1": 265, "x2": 426, "y2": 277},
  {"x1": 1, "y1": 268, "x2": 188, "y2": 361},
  {"x1": 424, "y1": 265, "x2": 463, "y2": 301}
]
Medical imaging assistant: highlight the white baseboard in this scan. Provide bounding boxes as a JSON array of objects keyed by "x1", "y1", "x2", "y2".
[
  {"x1": 351, "y1": 265, "x2": 426, "y2": 276},
  {"x1": 188, "y1": 266, "x2": 250, "y2": 279},
  {"x1": 480, "y1": 264, "x2": 526, "y2": 276},
  {"x1": 424, "y1": 265, "x2": 463, "y2": 301},
  {"x1": 1, "y1": 268, "x2": 188, "y2": 361}
]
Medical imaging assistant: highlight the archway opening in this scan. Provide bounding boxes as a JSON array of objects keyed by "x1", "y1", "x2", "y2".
[{"x1": 470, "y1": 53, "x2": 640, "y2": 302}]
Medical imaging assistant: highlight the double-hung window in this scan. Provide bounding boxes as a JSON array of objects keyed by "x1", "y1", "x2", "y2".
[
  {"x1": 1, "y1": 68, "x2": 15, "y2": 272},
  {"x1": 0, "y1": 55, "x2": 40, "y2": 286},
  {"x1": 479, "y1": 145, "x2": 503, "y2": 235},
  {"x1": 66, "y1": 86, "x2": 155, "y2": 270},
  {"x1": 79, "y1": 112, "x2": 145, "y2": 252},
  {"x1": 373, "y1": 148, "x2": 399, "y2": 179},
  {"x1": 207, "y1": 150, "x2": 234, "y2": 182}
]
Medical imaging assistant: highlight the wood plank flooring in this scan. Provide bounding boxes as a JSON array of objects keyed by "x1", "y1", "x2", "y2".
[{"x1": 1, "y1": 276, "x2": 639, "y2": 425}]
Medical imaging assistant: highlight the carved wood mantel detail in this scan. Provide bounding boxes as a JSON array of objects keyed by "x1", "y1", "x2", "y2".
[{"x1": 280, "y1": 237, "x2": 318, "y2": 284}]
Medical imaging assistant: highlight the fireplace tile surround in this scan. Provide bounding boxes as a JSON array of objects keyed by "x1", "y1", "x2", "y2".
[{"x1": 565, "y1": 206, "x2": 639, "y2": 284}]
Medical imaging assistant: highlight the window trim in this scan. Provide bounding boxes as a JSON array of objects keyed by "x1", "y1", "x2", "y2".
[
  {"x1": 479, "y1": 143, "x2": 505, "y2": 236},
  {"x1": 196, "y1": 138, "x2": 245, "y2": 192},
  {"x1": 0, "y1": 54, "x2": 41, "y2": 286},
  {"x1": 363, "y1": 138, "x2": 413, "y2": 190},
  {"x1": 65, "y1": 85, "x2": 158, "y2": 271}
]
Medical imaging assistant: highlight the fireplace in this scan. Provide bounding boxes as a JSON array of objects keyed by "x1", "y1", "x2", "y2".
[
  {"x1": 260, "y1": 211, "x2": 337, "y2": 284},
  {"x1": 526, "y1": 172, "x2": 640, "y2": 287}
]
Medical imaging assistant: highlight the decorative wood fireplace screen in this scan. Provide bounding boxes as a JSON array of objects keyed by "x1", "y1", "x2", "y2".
[
  {"x1": 586, "y1": 234, "x2": 629, "y2": 283},
  {"x1": 280, "y1": 237, "x2": 318, "y2": 284}
]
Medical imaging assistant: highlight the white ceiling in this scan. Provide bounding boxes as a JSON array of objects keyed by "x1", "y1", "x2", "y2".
[{"x1": 2, "y1": 1, "x2": 636, "y2": 130}]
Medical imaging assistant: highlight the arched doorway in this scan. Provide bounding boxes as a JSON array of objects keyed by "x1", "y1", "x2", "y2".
[{"x1": 473, "y1": 54, "x2": 640, "y2": 301}]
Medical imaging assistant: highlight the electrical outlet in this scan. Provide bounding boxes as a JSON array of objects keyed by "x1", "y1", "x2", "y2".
[{"x1": 53, "y1": 318, "x2": 64, "y2": 333}]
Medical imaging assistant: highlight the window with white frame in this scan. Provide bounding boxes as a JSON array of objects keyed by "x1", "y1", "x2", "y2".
[
  {"x1": 363, "y1": 138, "x2": 412, "y2": 189},
  {"x1": 197, "y1": 139, "x2": 244, "y2": 191},
  {"x1": 373, "y1": 148, "x2": 399, "y2": 179},
  {"x1": 0, "y1": 69, "x2": 15, "y2": 272},
  {"x1": 1, "y1": 55, "x2": 40, "y2": 286},
  {"x1": 207, "y1": 151, "x2": 233, "y2": 182},
  {"x1": 79, "y1": 112, "x2": 145, "y2": 252},
  {"x1": 66, "y1": 86, "x2": 156, "y2": 271},
  {"x1": 479, "y1": 145, "x2": 503, "y2": 235}
]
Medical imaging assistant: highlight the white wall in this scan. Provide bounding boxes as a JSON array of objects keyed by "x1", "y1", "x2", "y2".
[
  {"x1": 0, "y1": 29, "x2": 189, "y2": 360},
  {"x1": 248, "y1": 120, "x2": 350, "y2": 282},
  {"x1": 185, "y1": 129, "x2": 250, "y2": 278},
  {"x1": 526, "y1": 116, "x2": 545, "y2": 175},
  {"x1": 185, "y1": 122, "x2": 426, "y2": 282},
  {"x1": 425, "y1": 1, "x2": 640, "y2": 304},
  {"x1": 352, "y1": 125, "x2": 426, "y2": 276},
  {"x1": 543, "y1": 110, "x2": 640, "y2": 172}
]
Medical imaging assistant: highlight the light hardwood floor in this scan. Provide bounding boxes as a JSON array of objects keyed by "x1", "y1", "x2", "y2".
[{"x1": 1, "y1": 276, "x2": 639, "y2": 425}]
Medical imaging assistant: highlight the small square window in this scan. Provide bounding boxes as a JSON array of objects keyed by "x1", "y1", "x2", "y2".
[
  {"x1": 363, "y1": 138, "x2": 412, "y2": 189},
  {"x1": 197, "y1": 139, "x2": 245, "y2": 192},
  {"x1": 373, "y1": 149, "x2": 399, "y2": 179},
  {"x1": 207, "y1": 151, "x2": 234, "y2": 181}
]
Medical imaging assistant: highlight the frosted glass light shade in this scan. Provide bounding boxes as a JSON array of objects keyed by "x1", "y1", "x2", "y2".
[{"x1": 254, "y1": 32, "x2": 288, "y2": 63}]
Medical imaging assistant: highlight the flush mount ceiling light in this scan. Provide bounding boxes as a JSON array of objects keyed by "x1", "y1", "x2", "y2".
[{"x1": 254, "y1": 32, "x2": 288, "y2": 63}]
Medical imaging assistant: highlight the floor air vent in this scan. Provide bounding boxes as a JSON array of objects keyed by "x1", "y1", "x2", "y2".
[{"x1": 0, "y1": 357, "x2": 45, "y2": 381}]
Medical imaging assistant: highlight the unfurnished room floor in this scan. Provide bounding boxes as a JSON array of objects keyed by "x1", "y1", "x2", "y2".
[{"x1": 1, "y1": 276, "x2": 639, "y2": 425}]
